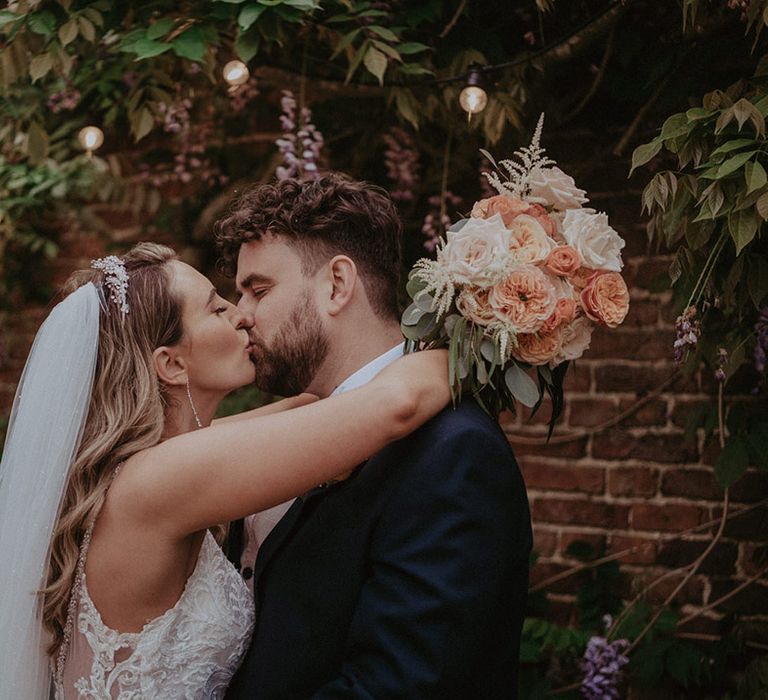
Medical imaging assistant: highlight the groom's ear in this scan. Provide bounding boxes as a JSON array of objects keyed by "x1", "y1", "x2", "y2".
[
  {"x1": 153, "y1": 346, "x2": 188, "y2": 387},
  {"x1": 324, "y1": 255, "x2": 357, "y2": 316}
]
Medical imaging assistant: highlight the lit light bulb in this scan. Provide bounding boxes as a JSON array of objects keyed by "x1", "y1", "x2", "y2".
[
  {"x1": 78, "y1": 126, "x2": 104, "y2": 157},
  {"x1": 459, "y1": 64, "x2": 489, "y2": 124},
  {"x1": 459, "y1": 86, "x2": 488, "y2": 117},
  {"x1": 223, "y1": 60, "x2": 249, "y2": 87}
]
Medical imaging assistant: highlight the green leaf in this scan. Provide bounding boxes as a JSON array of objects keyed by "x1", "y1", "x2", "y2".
[
  {"x1": 504, "y1": 364, "x2": 539, "y2": 407},
  {"x1": 77, "y1": 16, "x2": 95, "y2": 42},
  {"x1": 29, "y1": 53, "x2": 53, "y2": 82},
  {"x1": 58, "y1": 19, "x2": 79, "y2": 46},
  {"x1": 394, "y1": 88, "x2": 419, "y2": 129},
  {"x1": 717, "y1": 150, "x2": 759, "y2": 178},
  {"x1": 330, "y1": 28, "x2": 360, "y2": 59},
  {"x1": 133, "y1": 108, "x2": 155, "y2": 141},
  {"x1": 371, "y1": 39, "x2": 402, "y2": 62},
  {"x1": 126, "y1": 38, "x2": 173, "y2": 59},
  {"x1": 729, "y1": 209, "x2": 759, "y2": 254},
  {"x1": 238, "y1": 3, "x2": 268, "y2": 29},
  {"x1": 367, "y1": 25, "x2": 398, "y2": 41},
  {"x1": 746, "y1": 423, "x2": 768, "y2": 470},
  {"x1": 146, "y1": 17, "x2": 175, "y2": 40},
  {"x1": 397, "y1": 42, "x2": 430, "y2": 55},
  {"x1": 26, "y1": 122, "x2": 49, "y2": 164},
  {"x1": 666, "y1": 641, "x2": 704, "y2": 688},
  {"x1": 661, "y1": 112, "x2": 690, "y2": 140},
  {"x1": 363, "y1": 45, "x2": 387, "y2": 85},
  {"x1": 402, "y1": 302, "x2": 424, "y2": 326},
  {"x1": 715, "y1": 436, "x2": 750, "y2": 488},
  {"x1": 27, "y1": 10, "x2": 56, "y2": 35},
  {"x1": 686, "y1": 107, "x2": 713, "y2": 121},
  {"x1": 745, "y1": 160, "x2": 767, "y2": 194},
  {"x1": 0, "y1": 10, "x2": 19, "y2": 28},
  {"x1": 235, "y1": 29, "x2": 260, "y2": 61},
  {"x1": 629, "y1": 138, "x2": 662, "y2": 176},
  {"x1": 710, "y1": 138, "x2": 757, "y2": 159},
  {"x1": 173, "y1": 26, "x2": 206, "y2": 61},
  {"x1": 757, "y1": 191, "x2": 768, "y2": 220}
]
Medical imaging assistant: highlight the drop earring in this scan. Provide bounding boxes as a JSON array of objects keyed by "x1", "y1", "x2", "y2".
[{"x1": 185, "y1": 377, "x2": 203, "y2": 429}]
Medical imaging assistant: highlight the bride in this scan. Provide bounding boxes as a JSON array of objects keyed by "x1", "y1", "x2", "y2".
[{"x1": 0, "y1": 242, "x2": 449, "y2": 698}]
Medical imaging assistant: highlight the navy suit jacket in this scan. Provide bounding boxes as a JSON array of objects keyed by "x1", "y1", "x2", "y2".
[{"x1": 226, "y1": 400, "x2": 532, "y2": 699}]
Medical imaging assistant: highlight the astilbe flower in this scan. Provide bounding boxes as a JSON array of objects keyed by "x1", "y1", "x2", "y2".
[
  {"x1": 673, "y1": 305, "x2": 701, "y2": 363},
  {"x1": 382, "y1": 127, "x2": 420, "y2": 202},
  {"x1": 421, "y1": 191, "x2": 462, "y2": 253},
  {"x1": 754, "y1": 308, "x2": 768, "y2": 374},
  {"x1": 275, "y1": 90, "x2": 324, "y2": 180},
  {"x1": 580, "y1": 632, "x2": 630, "y2": 700}
]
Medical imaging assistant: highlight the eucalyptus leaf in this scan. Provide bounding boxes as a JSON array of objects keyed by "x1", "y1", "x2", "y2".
[
  {"x1": 406, "y1": 273, "x2": 428, "y2": 298},
  {"x1": 504, "y1": 364, "x2": 540, "y2": 408},
  {"x1": 401, "y1": 302, "x2": 424, "y2": 326}
]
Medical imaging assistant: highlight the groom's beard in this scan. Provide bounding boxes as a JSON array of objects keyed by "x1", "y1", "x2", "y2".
[{"x1": 249, "y1": 291, "x2": 330, "y2": 396}]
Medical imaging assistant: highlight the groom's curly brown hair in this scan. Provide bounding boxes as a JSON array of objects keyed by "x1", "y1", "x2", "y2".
[{"x1": 214, "y1": 173, "x2": 402, "y2": 319}]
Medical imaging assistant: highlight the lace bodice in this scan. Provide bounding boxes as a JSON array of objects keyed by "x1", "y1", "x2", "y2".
[{"x1": 55, "y1": 531, "x2": 255, "y2": 699}]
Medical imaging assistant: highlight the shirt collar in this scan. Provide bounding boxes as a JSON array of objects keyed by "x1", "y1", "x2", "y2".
[{"x1": 330, "y1": 344, "x2": 404, "y2": 396}]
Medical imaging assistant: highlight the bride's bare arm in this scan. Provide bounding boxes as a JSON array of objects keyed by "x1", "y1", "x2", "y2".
[
  {"x1": 211, "y1": 394, "x2": 318, "y2": 425},
  {"x1": 117, "y1": 350, "x2": 449, "y2": 537}
]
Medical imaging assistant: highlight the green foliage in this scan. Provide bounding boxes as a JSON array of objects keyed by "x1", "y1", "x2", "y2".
[{"x1": 633, "y1": 68, "x2": 768, "y2": 488}]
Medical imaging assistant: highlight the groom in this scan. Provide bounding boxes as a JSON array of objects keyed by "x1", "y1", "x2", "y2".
[{"x1": 215, "y1": 173, "x2": 532, "y2": 699}]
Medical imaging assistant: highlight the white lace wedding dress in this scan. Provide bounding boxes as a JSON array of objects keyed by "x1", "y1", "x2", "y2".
[{"x1": 55, "y1": 530, "x2": 254, "y2": 699}]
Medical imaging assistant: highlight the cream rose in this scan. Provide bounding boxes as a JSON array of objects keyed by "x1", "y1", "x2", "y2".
[
  {"x1": 580, "y1": 271, "x2": 630, "y2": 328},
  {"x1": 545, "y1": 245, "x2": 582, "y2": 277},
  {"x1": 456, "y1": 286, "x2": 496, "y2": 326},
  {"x1": 552, "y1": 316, "x2": 593, "y2": 365},
  {"x1": 489, "y1": 264, "x2": 558, "y2": 333},
  {"x1": 562, "y1": 209, "x2": 625, "y2": 272},
  {"x1": 527, "y1": 166, "x2": 588, "y2": 211},
  {"x1": 508, "y1": 214, "x2": 554, "y2": 265},
  {"x1": 440, "y1": 213, "x2": 510, "y2": 286},
  {"x1": 513, "y1": 327, "x2": 563, "y2": 365}
]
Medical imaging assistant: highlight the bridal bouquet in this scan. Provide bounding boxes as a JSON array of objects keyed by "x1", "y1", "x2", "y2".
[{"x1": 402, "y1": 115, "x2": 629, "y2": 425}]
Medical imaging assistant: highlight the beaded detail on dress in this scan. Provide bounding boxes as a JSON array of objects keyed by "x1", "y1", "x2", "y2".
[{"x1": 54, "y1": 531, "x2": 254, "y2": 699}]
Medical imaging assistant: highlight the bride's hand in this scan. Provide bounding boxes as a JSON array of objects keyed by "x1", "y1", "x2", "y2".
[{"x1": 371, "y1": 349, "x2": 451, "y2": 438}]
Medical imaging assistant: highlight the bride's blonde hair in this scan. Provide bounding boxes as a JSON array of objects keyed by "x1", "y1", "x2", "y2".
[{"x1": 42, "y1": 242, "x2": 184, "y2": 657}]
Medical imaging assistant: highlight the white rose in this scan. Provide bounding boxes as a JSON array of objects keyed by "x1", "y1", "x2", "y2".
[
  {"x1": 527, "y1": 166, "x2": 588, "y2": 211},
  {"x1": 508, "y1": 214, "x2": 554, "y2": 264},
  {"x1": 552, "y1": 316, "x2": 593, "y2": 365},
  {"x1": 562, "y1": 209, "x2": 625, "y2": 272},
  {"x1": 440, "y1": 213, "x2": 510, "y2": 286}
]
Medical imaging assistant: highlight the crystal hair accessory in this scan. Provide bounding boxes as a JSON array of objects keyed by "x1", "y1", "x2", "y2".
[{"x1": 91, "y1": 255, "x2": 130, "y2": 316}]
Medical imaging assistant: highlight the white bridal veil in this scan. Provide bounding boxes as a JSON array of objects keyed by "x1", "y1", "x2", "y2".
[{"x1": 0, "y1": 283, "x2": 100, "y2": 697}]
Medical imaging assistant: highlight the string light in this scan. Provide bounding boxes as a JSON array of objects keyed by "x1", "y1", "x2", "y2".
[
  {"x1": 223, "y1": 60, "x2": 250, "y2": 89},
  {"x1": 77, "y1": 126, "x2": 103, "y2": 157},
  {"x1": 459, "y1": 64, "x2": 488, "y2": 123}
]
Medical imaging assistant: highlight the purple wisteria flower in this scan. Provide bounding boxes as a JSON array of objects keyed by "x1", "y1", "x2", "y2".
[
  {"x1": 47, "y1": 86, "x2": 80, "y2": 113},
  {"x1": 754, "y1": 307, "x2": 768, "y2": 374},
  {"x1": 673, "y1": 305, "x2": 701, "y2": 363},
  {"x1": 382, "y1": 127, "x2": 420, "y2": 202},
  {"x1": 275, "y1": 90, "x2": 323, "y2": 180},
  {"x1": 715, "y1": 347, "x2": 728, "y2": 383},
  {"x1": 580, "y1": 632, "x2": 630, "y2": 700},
  {"x1": 421, "y1": 191, "x2": 462, "y2": 253}
]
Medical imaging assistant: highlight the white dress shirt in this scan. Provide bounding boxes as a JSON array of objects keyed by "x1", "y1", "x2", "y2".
[{"x1": 240, "y1": 344, "x2": 404, "y2": 589}]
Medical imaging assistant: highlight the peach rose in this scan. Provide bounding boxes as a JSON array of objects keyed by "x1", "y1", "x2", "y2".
[
  {"x1": 456, "y1": 287, "x2": 496, "y2": 326},
  {"x1": 545, "y1": 245, "x2": 582, "y2": 277},
  {"x1": 512, "y1": 327, "x2": 563, "y2": 365},
  {"x1": 489, "y1": 264, "x2": 557, "y2": 333},
  {"x1": 552, "y1": 317, "x2": 593, "y2": 365},
  {"x1": 508, "y1": 214, "x2": 554, "y2": 265},
  {"x1": 472, "y1": 194, "x2": 556, "y2": 236},
  {"x1": 570, "y1": 267, "x2": 597, "y2": 290},
  {"x1": 540, "y1": 297, "x2": 578, "y2": 333},
  {"x1": 580, "y1": 271, "x2": 630, "y2": 328}
]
